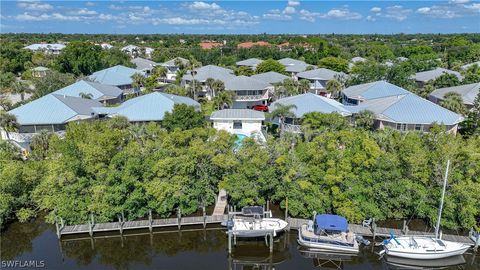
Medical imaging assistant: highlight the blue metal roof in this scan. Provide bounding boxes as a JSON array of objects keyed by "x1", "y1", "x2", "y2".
[
  {"x1": 9, "y1": 94, "x2": 102, "y2": 125},
  {"x1": 270, "y1": 93, "x2": 351, "y2": 118},
  {"x1": 345, "y1": 94, "x2": 463, "y2": 125},
  {"x1": 315, "y1": 214, "x2": 348, "y2": 232},
  {"x1": 53, "y1": 80, "x2": 123, "y2": 100},
  {"x1": 88, "y1": 65, "x2": 144, "y2": 86},
  {"x1": 343, "y1": 81, "x2": 410, "y2": 101},
  {"x1": 92, "y1": 92, "x2": 200, "y2": 122}
]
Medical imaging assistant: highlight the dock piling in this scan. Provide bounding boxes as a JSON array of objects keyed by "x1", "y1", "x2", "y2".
[
  {"x1": 202, "y1": 206, "x2": 206, "y2": 228},
  {"x1": 149, "y1": 209, "x2": 153, "y2": 233},
  {"x1": 228, "y1": 232, "x2": 232, "y2": 254},
  {"x1": 372, "y1": 218, "x2": 376, "y2": 241},
  {"x1": 177, "y1": 208, "x2": 181, "y2": 230}
]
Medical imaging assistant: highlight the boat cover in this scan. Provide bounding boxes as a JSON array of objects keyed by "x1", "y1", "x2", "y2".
[
  {"x1": 315, "y1": 214, "x2": 348, "y2": 233},
  {"x1": 242, "y1": 206, "x2": 264, "y2": 216}
]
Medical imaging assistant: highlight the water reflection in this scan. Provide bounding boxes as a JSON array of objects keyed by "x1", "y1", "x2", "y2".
[
  {"x1": 2, "y1": 215, "x2": 479, "y2": 270},
  {"x1": 383, "y1": 255, "x2": 467, "y2": 269}
]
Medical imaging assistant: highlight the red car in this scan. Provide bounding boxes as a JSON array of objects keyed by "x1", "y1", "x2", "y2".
[{"x1": 252, "y1": 105, "x2": 269, "y2": 112}]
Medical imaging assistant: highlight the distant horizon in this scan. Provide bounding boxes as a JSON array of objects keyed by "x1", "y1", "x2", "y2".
[{"x1": 1, "y1": 1, "x2": 479, "y2": 35}]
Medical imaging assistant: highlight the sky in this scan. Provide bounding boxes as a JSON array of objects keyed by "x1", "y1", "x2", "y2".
[{"x1": 1, "y1": 0, "x2": 479, "y2": 34}]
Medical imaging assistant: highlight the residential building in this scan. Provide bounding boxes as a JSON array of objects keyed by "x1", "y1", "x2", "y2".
[
  {"x1": 210, "y1": 109, "x2": 265, "y2": 137},
  {"x1": 144, "y1": 47, "x2": 154, "y2": 58},
  {"x1": 199, "y1": 41, "x2": 223, "y2": 50},
  {"x1": 278, "y1": 58, "x2": 312, "y2": 75},
  {"x1": 99, "y1": 43, "x2": 113, "y2": 49},
  {"x1": 236, "y1": 58, "x2": 263, "y2": 70},
  {"x1": 237, "y1": 41, "x2": 270, "y2": 49},
  {"x1": 161, "y1": 57, "x2": 190, "y2": 81},
  {"x1": 270, "y1": 93, "x2": 351, "y2": 133},
  {"x1": 121, "y1": 45, "x2": 140, "y2": 57},
  {"x1": 224, "y1": 76, "x2": 271, "y2": 109},
  {"x1": 31, "y1": 66, "x2": 49, "y2": 78},
  {"x1": 296, "y1": 68, "x2": 346, "y2": 96},
  {"x1": 413, "y1": 67, "x2": 463, "y2": 88},
  {"x1": 131, "y1": 57, "x2": 159, "y2": 75},
  {"x1": 349, "y1": 56, "x2": 367, "y2": 69},
  {"x1": 53, "y1": 80, "x2": 123, "y2": 105},
  {"x1": 88, "y1": 65, "x2": 145, "y2": 94},
  {"x1": 251, "y1": 71, "x2": 289, "y2": 85},
  {"x1": 342, "y1": 81, "x2": 464, "y2": 133},
  {"x1": 93, "y1": 92, "x2": 200, "y2": 122},
  {"x1": 3, "y1": 94, "x2": 102, "y2": 145},
  {"x1": 428, "y1": 83, "x2": 480, "y2": 111},
  {"x1": 182, "y1": 65, "x2": 235, "y2": 98},
  {"x1": 24, "y1": 43, "x2": 65, "y2": 55}
]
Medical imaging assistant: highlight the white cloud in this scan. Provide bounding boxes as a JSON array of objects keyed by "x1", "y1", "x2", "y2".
[
  {"x1": 366, "y1": 15, "x2": 376, "y2": 22},
  {"x1": 86, "y1": 2, "x2": 95, "y2": 7},
  {"x1": 370, "y1": 7, "x2": 381, "y2": 13},
  {"x1": 449, "y1": 0, "x2": 470, "y2": 4},
  {"x1": 384, "y1": 5, "x2": 412, "y2": 21},
  {"x1": 188, "y1": 2, "x2": 221, "y2": 11},
  {"x1": 263, "y1": 9, "x2": 292, "y2": 21},
  {"x1": 288, "y1": 1, "x2": 300, "y2": 7},
  {"x1": 464, "y1": 3, "x2": 480, "y2": 11},
  {"x1": 17, "y1": 1, "x2": 53, "y2": 11},
  {"x1": 321, "y1": 8, "x2": 362, "y2": 20},
  {"x1": 75, "y1": 8, "x2": 98, "y2": 15},
  {"x1": 283, "y1": 6, "x2": 296, "y2": 14},
  {"x1": 299, "y1": 9, "x2": 320, "y2": 22},
  {"x1": 417, "y1": 5, "x2": 461, "y2": 19}
]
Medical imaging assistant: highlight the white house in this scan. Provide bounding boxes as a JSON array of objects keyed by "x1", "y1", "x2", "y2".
[
  {"x1": 161, "y1": 57, "x2": 190, "y2": 81},
  {"x1": 24, "y1": 43, "x2": 66, "y2": 55},
  {"x1": 210, "y1": 109, "x2": 265, "y2": 138},
  {"x1": 224, "y1": 76, "x2": 271, "y2": 109}
]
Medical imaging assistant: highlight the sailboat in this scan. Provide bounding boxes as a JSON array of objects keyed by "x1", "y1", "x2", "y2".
[{"x1": 380, "y1": 160, "x2": 471, "y2": 259}]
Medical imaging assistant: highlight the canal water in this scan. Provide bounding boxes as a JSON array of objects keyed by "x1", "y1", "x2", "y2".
[{"x1": 1, "y1": 214, "x2": 479, "y2": 270}]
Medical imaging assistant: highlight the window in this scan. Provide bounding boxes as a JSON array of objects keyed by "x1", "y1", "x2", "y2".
[
  {"x1": 396, "y1": 123, "x2": 407, "y2": 131},
  {"x1": 415, "y1": 124, "x2": 422, "y2": 131},
  {"x1": 233, "y1": 121, "x2": 242, "y2": 129}
]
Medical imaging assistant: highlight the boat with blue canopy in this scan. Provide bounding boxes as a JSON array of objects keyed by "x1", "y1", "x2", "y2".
[{"x1": 297, "y1": 214, "x2": 359, "y2": 253}]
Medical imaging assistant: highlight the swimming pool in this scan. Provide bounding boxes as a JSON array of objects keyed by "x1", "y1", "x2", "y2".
[{"x1": 234, "y1": 134, "x2": 247, "y2": 148}]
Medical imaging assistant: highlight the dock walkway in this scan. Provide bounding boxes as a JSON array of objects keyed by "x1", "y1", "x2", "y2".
[{"x1": 212, "y1": 189, "x2": 227, "y2": 216}]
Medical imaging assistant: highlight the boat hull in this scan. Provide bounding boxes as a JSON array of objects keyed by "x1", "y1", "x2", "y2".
[
  {"x1": 385, "y1": 246, "x2": 470, "y2": 260},
  {"x1": 229, "y1": 218, "x2": 288, "y2": 238},
  {"x1": 297, "y1": 229, "x2": 359, "y2": 253},
  {"x1": 384, "y1": 236, "x2": 470, "y2": 260}
]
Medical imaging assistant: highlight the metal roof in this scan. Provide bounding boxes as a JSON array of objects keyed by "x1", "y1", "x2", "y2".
[
  {"x1": 92, "y1": 92, "x2": 200, "y2": 122},
  {"x1": 250, "y1": 71, "x2": 289, "y2": 85},
  {"x1": 296, "y1": 68, "x2": 345, "y2": 81},
  {"x1": 162, "y1": 57, "x2": 190, "y2": 67},
  {"x1": 24, "y1": 43, "x2": 65, "y2": 51},
  {"x1": 131, "y1": 57, "x2": 159, "y2": 70},
  {"x1": 224, "y1": 76, "x2": 271, "y2": 91},
  {"x1": 9, "y1": 94, "x2": 102, "y2": 125},
  {"x1": 461, "y1": 61, "x2": 480, "y2": 70},
  {"x1": 351, "y1": 57, "x2": 367, "y2": 63},
  {"x1": 53, "y1": 80, "x2": 123, "y2": 101},
  {"x1": 182, "y1": 65, "x2": 235, "y2": 82},
  {"x1": 343, "y1": 81, "x2": 411, "y2": 101},
  {"x1": 121, "y1": 45, "x2": 139, "y2": 52},
  {"x1": 88, "y1": 65, "x2": 144, "y2": 86},
  {"x1": 210, "y1": 109, "x2": 265, "y2": 120},
  {"x1": 32, "y1": 66, "x2": 49, "y2": 71},
  {"x1": 278, "y1": 58, "x2": 311, "y2": 73},
  {"x1": 270, "y1": 93, "x2": 352, "y2": 118},
  {"x1": 429, "y1": 83, "x2": 480, "y2": 106},
  {"x1": 236, "y1": 58, "x2": 263, "y2": 67},
  {"x1": 413, "y1": 68, "x2": 463, "y2": 82},
  {"x1": 345, "y1": 94, "x2": 463, "y2": 125}
]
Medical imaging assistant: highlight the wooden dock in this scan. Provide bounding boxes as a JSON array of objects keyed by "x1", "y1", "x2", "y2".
[
  {"x1": 287, "y1": 218, "x2": 476, "y2": 245},
  {"x1": 213, "y1": 189, "x2": 227, "y2": 216},
  {"x1": 59, "y1": 214, "x2": 228, "y2": 236}
]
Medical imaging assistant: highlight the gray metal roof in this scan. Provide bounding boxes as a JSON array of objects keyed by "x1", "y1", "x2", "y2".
[
  {"x1": 270, "y1": 93, "x2": 351, "y2": 118},
  {"x1": 89, "y1": 65, "x2": 144, "y2": 86},
  {"x1": 278, "y1": 58, "x2": 311, "y2": 73},
  {"x1": 182, "y1": 65, "x2": 235, "y2": 82},
  {"x1": 250, "y1": 71, "x2": 289, "y2": 85},
  {"x1": 413, "y1": 68, "x2": 463, "y2": 82},
  {"x1": 162, "y1": 57, "x2": 190, "y2": 67},
  {"x1": 53, "y1": 80, "x2": 123, "y2": 100},
  {"x1": 210, "y1": 109, "x2": 265, "y2": 120},
  {"x1": 236, "y1": 58, "x2": 263, "y2": 67},
  {"x1": 131, "y1": 57, "x2": 159, "y2": 70},
  {"x1": 343, "y1": 81, "x2": 411, "y2": 101},
  {"x1": 296, "y1": 68, "x2": 345, "y2": 81},
  {"x1": 32, "y1": 66, "x2": 49, "y2": 71},
  {"x1": 345, "y1": 93, "x2": 463, "y2": 125},
  {"x1": 224, "y1": 76, "x2": 271, "y2": 91},
  {"x1": 461, "y1": 61, "x2": 480, "y2": 70},
  {"x1": 429, "y1": 83, "x2": 480, "y2": 106},
  {"x1": 351, "y1": 57, "x2": 367, "y2": 63}
]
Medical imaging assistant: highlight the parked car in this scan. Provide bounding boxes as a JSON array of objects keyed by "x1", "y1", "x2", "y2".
[{"x1": 252, "y1": 104, "x2": 269, "y2": 112}]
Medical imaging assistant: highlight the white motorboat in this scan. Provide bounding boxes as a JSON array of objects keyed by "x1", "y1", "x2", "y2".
[
  {"x1": 382, "y1": 235, "x2": 470, "y2": 260},
  {"x1": 381, "y1": 160, "x2": 471, "y2": 259},
  {"x1": 226, "y1": 206, "x2": 288, "y2": 238},
  {"x1": 384, "y1": 254, "x2": 466, "y2": 269},
  {"x1": 297, "y1": 214, "x2": 359, "y2": 253}
]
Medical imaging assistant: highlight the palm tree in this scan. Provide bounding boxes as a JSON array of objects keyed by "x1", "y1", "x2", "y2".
[
  {"x1": 79, "y1": 92, "x2": 93, "y2": 99},
  {"x1": 268, "y1": 103, "x2": 297, "y2": 135},
  {"x1": 131, "y1": 73, "x2": 145, "y2": 93},
  {"x1": 30, "y1": 130, "x2": 53, "y2": 159},
  {"x1": 440, "y1": 92, "x2": 467, "y2": 115},
  {"x1": 213, "y1": 91, "x2": 235, "y2": 110},
  {"x1": 298, "y1": 79, "x2": 311, "y2": 94},
  {"x1": 0, "y1": 98, "x2": 12, "y2": 111},
  {"x1": 326, "y1": 79, "x2": 342, "y2": 98},
  {"x1": 153, "y1": 66, "x2": 168, "y2": 82},
  {"x1": 205, "y1": 78, "x2": 216, "y2": 97},
  {"x1": 355, "y1": 110, "x2": 376, "y2": 130},
  {"x1": 281, "y1": 78, "x2": 298, "y2": 96},
  {"x1": 174, "y1": 58, "x2": 186, "y2": 70},
  {"x1": 211, "y1": 80, "x2": 225, "y2": 98},
  {"x1": 12, "y1": 81, "x2": 32, "y2": 101},
  {"x1": 175, "y1": 69, "x2": 186, "y2": 85},
  {"x1": 0, "y1": 112, "x2": 19, "y2": 141}
]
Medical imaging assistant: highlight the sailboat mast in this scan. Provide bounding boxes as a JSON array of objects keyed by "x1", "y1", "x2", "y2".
[{"x1": 435, "y1": 160, "x2": 450, "y2": 239}]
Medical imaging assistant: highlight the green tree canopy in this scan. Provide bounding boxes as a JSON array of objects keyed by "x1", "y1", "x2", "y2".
[
  {"x1": 255, "y1": 59, "x2": 286, "y2": 74},
  {"x1": 162, "y1": 104, "x2": 206, "y2": 131}
]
